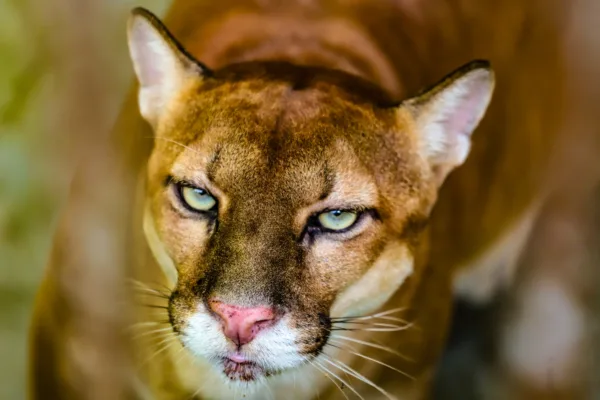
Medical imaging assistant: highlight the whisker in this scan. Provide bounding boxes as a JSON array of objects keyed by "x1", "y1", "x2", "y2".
[
  {"x1": 140, "y1": 304, "x2": 170, "y2": 310},
  {"x1": 370, "y1": 317, "x2": 420, "y2": 332},
  {"x1": 136, "y1": 279, "x2": 173, "y2": 293},
  {"x1": 126, "y1": 320, "x2": 170, "y2": 333},
  {"x1": 154, "y1": 136, "x2": 201, "y2": 156},
  {"x1": 307, "y1": 358, "x2": 351, "y2": 400},
  {"x1": 134, "y1": 331, "x2": 178, "y2": 346},
  {"x1": 130, "y1": 281, "x2": 170, "y2": 295},
  {"x1": 327, "y1": 342, "x2": 414, "y2": 380},
  {"x1": 139, "y1": 309, "x2": 170, "y2": 317},
  {"x1": 186, "y1": 356, "x2": 212, "y2": 400},
  {"x1": 364, "y1": 307, "x2": 407, "y2": 318},
  {"x1": 293, "y1": 370, "x2": 297, "y2": 391},
  {"x1": 129, "y1": 279, "x2": 171, "y2": 297},
  {"x1": 143, "y1": 335, "x2": 178, "y2": 365},
  {"x1": 155, "y1": 281, "x2": 175, "y2": 295},
  {"x1": 174, "y1": 344, "x2": 188, "y2": 365},
  {"x1": 132, "y1": 326, "x2": 174, "y2": 340},
  {"x1": 134, "y1": 310, "x2": 170, "y2": 320},
  {"x1": 263, "y1": 380, "x2": 275, "y2": 400},
  {"x1": 331, "y1": 323, "x2": 414, "y2": 333},
  {"x1": 330, "y1": 307, "x2": 407, "y2": 322},
  {"x1": 189, "y1": 376, "x2": 209, "y2": 400},
  {"x1": 322, "y1": 356, "x2": 398, "y2": 400},
  {"x1": 133, "y1": 290, "x2": 170, "y2": 300},
  {"x1": 332, "y1": 320, "x2": 400, "y2": 327},
  {"x1": 327, "y1": 339, "x2": 358, "y2": 352},
  {"x1": 128, "y1": 321, "x2": 164, "y2": 329},
  {"x1": 314, "y1": 358, "x2": 364, "y2": 400},
  {"x1": 330, "y1": 336, "x2": 412, "y2": 361}
]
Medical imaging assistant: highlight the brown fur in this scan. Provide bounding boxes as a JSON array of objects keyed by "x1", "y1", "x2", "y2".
[{"x1": 30, "y1": 0, "x2": 569, "y2": 399}]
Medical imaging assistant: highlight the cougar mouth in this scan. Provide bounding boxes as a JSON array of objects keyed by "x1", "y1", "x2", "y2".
[{"x1": 222, "y1": 356, "x2": 269, "y2": 382}]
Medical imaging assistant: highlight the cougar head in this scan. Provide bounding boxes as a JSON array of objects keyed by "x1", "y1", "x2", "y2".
[{"x1": 127, "y1": 8, "x2": 494, "y2": 384}]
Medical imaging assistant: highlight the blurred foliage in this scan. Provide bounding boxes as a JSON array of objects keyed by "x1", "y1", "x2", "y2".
[{"x1": 0, "y1": 1, "x2": 165, "y2": 398}]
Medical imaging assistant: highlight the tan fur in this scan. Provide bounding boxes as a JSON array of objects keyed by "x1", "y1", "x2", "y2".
[{"x1": 30, "y1": 0, "x2": 569, "y2": 399}]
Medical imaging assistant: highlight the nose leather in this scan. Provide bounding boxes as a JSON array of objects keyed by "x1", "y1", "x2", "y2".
[{"x1": 209, "y1": 300, "x2": 277, "y2": 346}]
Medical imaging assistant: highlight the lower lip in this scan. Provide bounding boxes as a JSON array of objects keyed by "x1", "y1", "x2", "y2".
[
  {"x1": 228, "y1": 352, "x2": 248, "y2": 363},
  {"x1": 222, "y1": 357, "x2": 265, "y2": 382}
]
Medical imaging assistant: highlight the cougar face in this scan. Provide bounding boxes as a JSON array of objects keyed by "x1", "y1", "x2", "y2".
[{"x1": 129, "y1": 9, "x2": 494, "y2": 384}]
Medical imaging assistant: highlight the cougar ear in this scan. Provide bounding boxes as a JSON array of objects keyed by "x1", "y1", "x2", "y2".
[
  {"x1": 127, "y1": 7, "x2": 210, "y2": 126},
  {"x1": 403, "y1": 60, "x2": 495, "y2": 185}
]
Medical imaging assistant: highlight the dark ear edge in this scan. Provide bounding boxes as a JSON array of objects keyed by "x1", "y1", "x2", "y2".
[
  {"x1": 405, "y1": 60, "x2": 493, "y2": 107},
  {"x1": 129, "y1": 7, "x2": 213, "y2": 77}
]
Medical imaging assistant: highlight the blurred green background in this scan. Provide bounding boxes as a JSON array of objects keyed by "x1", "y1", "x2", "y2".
[{"x1": 0, "y1": 1, "x2": 166, "y2": 398}]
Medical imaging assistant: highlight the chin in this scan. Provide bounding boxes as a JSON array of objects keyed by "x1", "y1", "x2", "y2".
[
  {"x1": 211, "y1": 347, "x2": 308, "y2": 384},
  {"x1": 220, "y1": 357, "x2": 272, "y2": 382}
]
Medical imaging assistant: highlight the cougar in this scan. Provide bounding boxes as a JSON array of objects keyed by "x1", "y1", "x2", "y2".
[{"x1": 31, "y1": 0, "x2": 568, "y2": 398}]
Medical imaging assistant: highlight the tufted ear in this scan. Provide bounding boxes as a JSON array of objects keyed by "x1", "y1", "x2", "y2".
[
  {"x1": 403, "y1": 60, "x2": 495, "y2": 185},
  {"x1": 127, "y1": 7, "x2": 209, "y2": 126}
]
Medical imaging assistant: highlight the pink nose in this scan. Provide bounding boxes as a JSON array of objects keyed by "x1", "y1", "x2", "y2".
[{"x1": 209, "y1": 300, "x2": 277, "y2": 346}]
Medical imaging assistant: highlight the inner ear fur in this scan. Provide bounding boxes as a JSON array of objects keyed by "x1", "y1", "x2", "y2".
[
  {"x1": 127, "y1": 7, "x2": 211, "y2": 126},
  {"x1": 401, "y1": 60, "x2": 495, "y2": 185}
]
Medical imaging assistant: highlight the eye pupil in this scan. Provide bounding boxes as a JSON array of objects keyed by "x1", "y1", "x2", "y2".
[{"x1": 331, "y1": 210, "x2": 342, "y2": 217}]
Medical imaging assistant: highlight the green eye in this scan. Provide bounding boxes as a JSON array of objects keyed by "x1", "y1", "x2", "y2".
[
  {"x1": 317, "y1": 210, "x2": 358, "y2": 231},
  {"x1": 180, "y1": 186, "x2": 217, "y2": 212}
]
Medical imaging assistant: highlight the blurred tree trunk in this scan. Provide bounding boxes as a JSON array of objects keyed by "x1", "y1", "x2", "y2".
[{"x1": 28, "y1": 0, "x2": 139, "y2": 398}]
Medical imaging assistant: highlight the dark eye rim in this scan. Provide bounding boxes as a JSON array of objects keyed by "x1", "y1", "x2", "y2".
[{"x1": 168, "y1": 178, "x2": 218, "y2": 216}]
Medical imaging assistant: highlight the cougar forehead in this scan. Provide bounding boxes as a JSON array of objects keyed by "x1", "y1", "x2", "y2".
[{"x1": 148, "y1": 62, "x2": 428, "y2": 210}]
